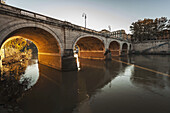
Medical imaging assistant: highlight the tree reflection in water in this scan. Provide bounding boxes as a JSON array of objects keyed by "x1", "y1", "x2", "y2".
[{"x1": 0, "y1": 59, "x2": 38, "y2": 113}]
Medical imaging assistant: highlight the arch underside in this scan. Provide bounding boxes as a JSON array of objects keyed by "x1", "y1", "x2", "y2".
[
  {"x1": 76, "y1": 37, "x2": 105, "y2": 59},
  {"x1": 109, "y1": 41, "x2": 120, "y2": 56},
  {"x1": 2, "y1": 27, "x2": 62, "y2": 69},
  {"x1": 122, "y1": 43, "x2": 128, "y2": 55},
  {"x1": 130, "y1": 45, "x2": 132, "y2": 51}
]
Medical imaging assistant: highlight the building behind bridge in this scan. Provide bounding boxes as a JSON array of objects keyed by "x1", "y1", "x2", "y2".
[{"x1": 100, "y1": 29, "x2": 132, "y2": 42}]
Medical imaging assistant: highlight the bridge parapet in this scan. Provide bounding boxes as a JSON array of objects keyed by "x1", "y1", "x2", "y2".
[
  {"x1": 0, "y1": 3, "x2": 130, "y2": 43},
  {"x1": 0, "y1": 3, "x2": 64, "y2": 25},
  {"x1": 0, "y1": 4, "x2": 100, "y2": 34}
]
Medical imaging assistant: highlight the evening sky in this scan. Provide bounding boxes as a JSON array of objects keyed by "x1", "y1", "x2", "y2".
[{"x1": 6, "y1": 0, "x2": 170, "y2": 33}]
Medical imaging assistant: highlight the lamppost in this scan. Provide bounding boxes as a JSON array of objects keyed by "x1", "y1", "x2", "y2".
[
  {"x1": 108, "y1": 25, "x2": 111, "y2": 32},
  {"x1": 82, "y1": 13, "x2": 87, "y2": 28}
]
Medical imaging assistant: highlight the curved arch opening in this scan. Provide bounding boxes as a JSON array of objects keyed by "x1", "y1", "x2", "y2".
[
  {"x1": 74, "y1": 37, "x2": 105, "y2": 60},
  {"x1": 1, "y1": 36, "x2": 38, "y2": 60},
  {"x1": 122, "y1": 43, "x2": 128, "y2": 55},
  {"x1": 0, "y1": 36, "x2": 40, "y2": 89},
  {"x1": 109, "y1": 41, "x2": 120, "y2": 56},
  {"x1": 129, "y1": 44, "x2": 132, "y2": 53},
  {"x1": 0, "y1": 27, "x2": 62, "y2": 70}
]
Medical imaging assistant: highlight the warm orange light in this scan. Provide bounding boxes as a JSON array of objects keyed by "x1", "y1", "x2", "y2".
[{"x1": 1, "y1": 36, "x2": 25, "y2": 50}]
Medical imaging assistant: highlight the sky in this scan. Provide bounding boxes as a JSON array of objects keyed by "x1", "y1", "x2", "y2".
[{"x1": 5, "y1": 0, "x2": 170, "y2": 34}]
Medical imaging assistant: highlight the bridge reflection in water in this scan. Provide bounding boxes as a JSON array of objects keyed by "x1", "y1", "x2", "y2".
[{"x1": 1, "y1": 55, "x2": 170, "y2": 113}]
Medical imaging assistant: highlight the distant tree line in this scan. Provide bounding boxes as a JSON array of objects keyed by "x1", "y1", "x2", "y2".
[{"x1": 130, "y1": 17, "x2": 170, "y2": 42}]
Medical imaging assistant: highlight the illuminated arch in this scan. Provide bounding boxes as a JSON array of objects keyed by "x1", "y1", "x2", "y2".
[
  {"x1": 0, "y1": 22, "x2": 63, "y2": 69},
  {"x1": 121, "y1": 43, "x2": 128, "y2": 55},
  {"x1": 0, "y1": 22, "x2": 63, "y2": 55},
  {"x1": 73, "y1": 36, "x2": 105, "y2": 59},
  {"x1": 109, "y1": 41, "x2": 120, "y2": 56},
  {"x1": 122, "y1": 43, "x2": 128, "y2": 50}
]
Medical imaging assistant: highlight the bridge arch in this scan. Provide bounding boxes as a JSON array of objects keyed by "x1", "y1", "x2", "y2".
[
  {"x1": 73, "y1": 35, "x2": 105, "y2": 59},
  {"x1": 109, "y1": 41, "x2": 121, "y2": 56},
  {"x1": 130, "y1": 44, "x2": 132, "y2": 50},
  {"x1": 121, "y1": 43, "x2": 128, "y2": 55},
  {"x1": 0, "y1": 22, "x2": 63, "y2": 54},
  {"x1": 129, "y1": 44, "x2": 132, "y2": 51},
  {"x1": 0, "y1": 22, "x2": 63, "y2": 70}
]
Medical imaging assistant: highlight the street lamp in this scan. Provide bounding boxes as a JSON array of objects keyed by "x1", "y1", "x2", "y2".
[
  {"x1": 82, "y1": 13, "x2": 87, "y2": 28},
  {"x1": 108, "y1": 25, "x2": 111, "y2": 32}
]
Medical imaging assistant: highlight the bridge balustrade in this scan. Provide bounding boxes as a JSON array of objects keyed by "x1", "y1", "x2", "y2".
[{"x1": 0, "y1": 3, "x2": 131, "y2": 42}]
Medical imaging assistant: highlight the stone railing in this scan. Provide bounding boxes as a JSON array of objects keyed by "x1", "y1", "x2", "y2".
[
  {"x1": 0, "y1": 3, "x2": 64, "y2": 25},
  {"x1": 0, "y1": 3, "x2": 130, "y2": 42}
]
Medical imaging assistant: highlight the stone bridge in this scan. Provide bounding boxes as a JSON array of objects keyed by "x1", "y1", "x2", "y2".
[{"x1": 0, "y1": 3, "x2": 131, "y2": 71}]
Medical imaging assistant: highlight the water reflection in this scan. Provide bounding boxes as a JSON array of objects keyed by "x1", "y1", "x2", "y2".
[
  {"x1": 0, "y1": 59, "x2": 39, "y2": 105},
  {"x1": 19, "y1": 60, "x2": 39, "y2": 89},
  {"x1": 76, "y1": 59, "x2": 125, "y2": 102},
  {"x1": 1, "y1": 55, "x2": 170, "y2": 113},
  {"x1": 129, "y1": 55, "x2": 170, "y2": 74},
  {"x1": 129, "y1": 55, "x2": 170, "y2": 96},
  {"x1": 74, "y1": 53, "x2": 80, "y2": 71},
  {"x1": 73, "y1": 56, "x2": 170, "y2": 113}
]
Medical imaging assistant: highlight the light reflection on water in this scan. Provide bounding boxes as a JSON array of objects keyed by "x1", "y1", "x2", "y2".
[
  {"x1": 1, "y1": 55, "x2": 170, "y2": 113},
  {"x1": 74, "y1": 53, "x2": 80, "y2": 71},
  {"x1": 0, "y1": 59, "x2": 40, "y2": 112},
  {"x1": 73, "y1": 56, "x2": 170, "y2": 113},
  {"x1": 0, "y1": 59, "x2": 40, "y2": 90},
  {"x1": 19, "y1": 59, "x2": 39, "y2": 90},
  {"x1": 116, "y1": 64, "x2": 134, "y2": 77}
]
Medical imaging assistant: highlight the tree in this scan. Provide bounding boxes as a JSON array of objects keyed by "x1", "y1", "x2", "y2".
[
  {"x1": 130, "y1": 18, "x2": 155, "y2": 42},
  {"x1": 1, "y1": 0, "x2": 6, "y2": 4},
  {"x1": 3, "y1": 38, "x2": 31, "y2": 57},
  {"x1": 130, "y1": 17, "x2": 169, "y2": 42},
  {"x1": 166, "y1": 19, "x2": 170, "y2": 40}
]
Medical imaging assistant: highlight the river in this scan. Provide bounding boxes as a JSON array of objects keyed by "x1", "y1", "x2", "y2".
[{"x1": 0, "y1": 55, "x2": 170, "y2": 113}]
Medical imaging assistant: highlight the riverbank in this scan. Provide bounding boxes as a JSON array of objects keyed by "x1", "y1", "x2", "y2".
[{"x1": 132, "y1": 40, "x2": 170, "y2": 55}]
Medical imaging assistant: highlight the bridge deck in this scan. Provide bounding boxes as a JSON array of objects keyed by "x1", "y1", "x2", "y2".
[{"x1": 0, "y1": 3, "x2": 129, "y2": 43}]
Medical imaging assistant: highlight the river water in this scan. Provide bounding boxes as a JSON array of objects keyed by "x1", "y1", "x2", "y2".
[{"x1": 0, "y1": 55, "x2": 170, "y2": 113}]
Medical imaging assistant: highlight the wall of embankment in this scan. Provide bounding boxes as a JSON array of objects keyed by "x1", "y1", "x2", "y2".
[{"x1": 133, "y1": 41, "x2": 170, "y2": 54}]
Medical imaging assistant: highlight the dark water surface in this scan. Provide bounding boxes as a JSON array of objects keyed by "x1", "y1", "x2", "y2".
[{"x1": 1, "y1": 55, "x2": 170, "y2": 113}]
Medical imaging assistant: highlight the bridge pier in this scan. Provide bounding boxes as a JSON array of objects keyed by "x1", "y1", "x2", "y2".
[
  {"x1": 62, "y1": 49, "x2": 77, "y2": 71},
  {"x1": 104, "y1": 49, "x2": 112, "y2": 60}
]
